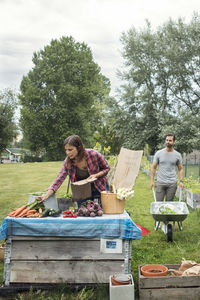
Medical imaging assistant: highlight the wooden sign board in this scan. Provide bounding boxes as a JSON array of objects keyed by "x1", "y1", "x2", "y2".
[{"x1": 112, "y1": 147, "x2": 143, "y2": 190}]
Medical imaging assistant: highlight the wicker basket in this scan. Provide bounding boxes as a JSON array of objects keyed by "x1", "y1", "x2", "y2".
[{"x1": 101, "y1": 191, "x2": 125, "y2": 214}]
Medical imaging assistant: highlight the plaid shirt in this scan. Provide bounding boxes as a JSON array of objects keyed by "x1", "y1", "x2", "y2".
[{"x1": 48, "y1": 149, "x2": 110, "y2": 193}]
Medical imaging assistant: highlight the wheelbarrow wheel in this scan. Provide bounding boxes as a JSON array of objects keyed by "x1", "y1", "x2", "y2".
[{"x1": 167, "y1": 224, "x2": 173, "y2": 242}]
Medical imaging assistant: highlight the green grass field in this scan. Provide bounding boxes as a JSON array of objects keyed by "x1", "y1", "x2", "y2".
[{"x1": 0, "y1": 162, "x2": 200, "y2": 299}]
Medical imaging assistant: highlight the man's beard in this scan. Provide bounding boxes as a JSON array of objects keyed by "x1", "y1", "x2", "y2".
[{"x1": 166, "y1": 143, "x2": 173, "y2": 148}]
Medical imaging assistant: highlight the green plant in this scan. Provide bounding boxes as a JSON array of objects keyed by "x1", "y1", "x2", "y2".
[
  {"x1": 93, "y1": 142, "x2": 111, "y2": 156},
  {"x1": 141, "y1": 156, "x2": 152, "y2": 171},
  {"x1": 60, "y1": 192, "x2": 72, "y2": 198},
  {"x1": 181, "y1": 176, "x2": 200, "y2": 192},
  {"x1": 29, "y1": 191, "x2": 46, "y2": 196}
]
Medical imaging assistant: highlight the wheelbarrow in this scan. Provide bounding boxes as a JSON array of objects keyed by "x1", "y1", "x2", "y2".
[{"x1": 150, "y1": 188, "x2": 189, "y2": 242}]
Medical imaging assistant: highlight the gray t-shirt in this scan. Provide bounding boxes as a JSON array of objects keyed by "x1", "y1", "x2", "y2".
[{"x1": 153, "y1": 149, "x2": 182, "y2": 184}]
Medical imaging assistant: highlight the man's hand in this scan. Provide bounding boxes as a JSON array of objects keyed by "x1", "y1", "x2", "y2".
[
  {"x1": 179, "y1": 182, "x2": 184, "y2": 190},
  {"x1": 150, "y1": 182, "x2": 154, "y2": 190}
]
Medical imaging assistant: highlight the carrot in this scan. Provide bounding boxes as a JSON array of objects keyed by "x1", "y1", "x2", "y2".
[
  {"x1": 28, "y1": 212, "x2": 40, "y2": 218},
  {"x1": 10, "y1": 208, "x2": 17, "y2": 211},
  {"x1": 27, "y1": 210, "x2": 36, "y2": 214},
  {"x1": 8, "y1": 212, "x2": 15, "y2": 217},
  {"x1": 18, "y1": 208, "x2": 31, "y2": 217},
  {"x1": 8, "y1": 210, "x2": 17, "y2": 216},
  {"x1": 12, "y1": 205, "x2": 27, "y2": 217},
  {"x1": 27, "y1": 214, "x2": 36, "y2": 218},
  {"x1": 38, "y1": 208, "x2": 42, "y2": 217}
]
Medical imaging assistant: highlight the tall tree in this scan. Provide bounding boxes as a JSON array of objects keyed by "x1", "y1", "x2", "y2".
[
  {"x1": 117, "y1": 14, "x2": 200, "y2": 153},
  {"x1": 19, "y1": 36, "x2": 110, "y2": 160},
  {"x1": 0, "y1": 89, "x2": 18, "y2": 153}
]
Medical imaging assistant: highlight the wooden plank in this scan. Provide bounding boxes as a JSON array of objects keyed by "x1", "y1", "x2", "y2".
[
  {"x1": 139, "y1": 287, "x2": 200, "y2": 300},
  {"x1": 10, "y1": 236, "x2": 100, "y2": 241},
  {"x1": 139, "y1": 275, "x2": 200, "y2": 289},
  {"x1": 9, "y1": 260, "x2": 124, "y2": 284},
  {"x1": 11, "y1": 239, "x2": 126, "y2": 260}
]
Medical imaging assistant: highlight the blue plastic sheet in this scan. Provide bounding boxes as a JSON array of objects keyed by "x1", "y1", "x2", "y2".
[{"x1": 0, "y1": 211, "x2": 141, "y2": 241}]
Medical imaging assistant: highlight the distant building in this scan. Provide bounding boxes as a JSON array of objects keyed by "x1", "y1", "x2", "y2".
[{"x1": 0, "y1": 148, "x2": 23, "y2": 163}]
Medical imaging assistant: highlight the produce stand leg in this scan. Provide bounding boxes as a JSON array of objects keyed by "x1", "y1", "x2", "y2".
[
  {"x1": 124, "y1": 240, "x2": 132, "y2": 274},
  {"x1": 4, "y1": 237, "x2": 12, "y2": 286}
]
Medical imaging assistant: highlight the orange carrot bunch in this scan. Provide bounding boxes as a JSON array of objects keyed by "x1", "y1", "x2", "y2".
[{"x1": 8, "y1": 205, "x2": 43, "y2": 218}]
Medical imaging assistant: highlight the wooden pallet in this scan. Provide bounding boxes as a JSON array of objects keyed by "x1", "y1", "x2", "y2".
[
  {"x1": 4, "y1": 236, "x2": 132, "y2": 285},
  {"x1": 138, "y1": 264, "x2": 200, "y2": 300}
]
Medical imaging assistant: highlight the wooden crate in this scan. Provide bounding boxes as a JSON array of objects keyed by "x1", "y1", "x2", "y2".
[
  {"x1": 186, "y1": 189, "x2": 200, "y2": 209},
  {"x1": 139, "y1": 264, "x2": 200, "y2": 300},
  {"x1": 4, "y1": 236, "x2": 132, "y2": 286}
]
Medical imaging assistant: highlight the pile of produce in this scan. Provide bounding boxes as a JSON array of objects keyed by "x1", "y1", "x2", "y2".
[
  {"x1": 77, "y1": 200, "x2": 103, "y2": 217},
  {"x1": 8, "y1": 200, "x2": 45, "y2": 218},
  {"x1": 159, "y1": 206, "x2": 177, "y2": 215},
  {"x1": 42, "y1": 208, "x2": 62, "y2": 217},
  {"x1": 63, "y1": 210, "x2": 78, "y2": 218}
]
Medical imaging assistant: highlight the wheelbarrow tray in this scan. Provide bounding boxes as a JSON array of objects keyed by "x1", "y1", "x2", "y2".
[{"x1": 150, "y1": 202, "x2": 189, "y2": 222}]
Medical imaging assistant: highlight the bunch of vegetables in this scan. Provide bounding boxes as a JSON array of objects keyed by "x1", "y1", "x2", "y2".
[
  {"x1": 8, "y1": 200, "x2": 45, "y2": 218},
  {"x1": 117, "y1": 188, "x2": 134, "y2": 200},
  {"x1": 63, "y1": 210, "x2": 78, "y2": 218},
  {"x1": 42, "y1": 208, "x2": 62, "y2": 217},
  {"x1": 159, "y1": 206, "x2": 177, "y2": 215},
  {"x1": 77, "y1": 200, "x2": 103, "y2": 217}
]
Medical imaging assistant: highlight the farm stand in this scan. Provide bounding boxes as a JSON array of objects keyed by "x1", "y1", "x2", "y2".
[{"x1": 1, "y1": 212, "x2": 141, "y2": 286}]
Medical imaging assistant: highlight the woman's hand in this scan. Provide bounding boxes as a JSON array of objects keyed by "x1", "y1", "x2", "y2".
[
  {"x1": 87, "y1": 174, "x2": 98, "y2": 180},
  {"x1": 88, "y1": 171, "x2": 104, "y2": 180},
  {"x1": 36, "y1": 190, "x2": 54, "y2": 203},
  {"x1": 35, "y1": 195, "x2": 47, "y2": 203}
]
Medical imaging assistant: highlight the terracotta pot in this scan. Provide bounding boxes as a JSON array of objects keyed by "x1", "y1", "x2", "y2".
[
  {"x1": 141, "y1": 264, "x2": 168, "y2": 277},
  {"x1": 111, "y1": 274, "x2": 132, "y2": 285}
]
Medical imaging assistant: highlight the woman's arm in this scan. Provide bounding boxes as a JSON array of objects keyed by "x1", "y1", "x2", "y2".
[{"x1": 87, "y1": 149, "x2": 110, "y2": 179}]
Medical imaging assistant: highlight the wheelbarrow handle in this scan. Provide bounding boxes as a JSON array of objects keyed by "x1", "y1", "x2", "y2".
[
  {"x1": 152, "y1": 188, "x2": 157, "y2": 202},
  {"x1": 179, "y1": 188, "x2": 183, "y2": 202}
]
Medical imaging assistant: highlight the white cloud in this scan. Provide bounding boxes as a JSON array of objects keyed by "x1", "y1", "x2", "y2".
[{"x1": 0, "y1": 0, "x2": 200, "y2": 96}]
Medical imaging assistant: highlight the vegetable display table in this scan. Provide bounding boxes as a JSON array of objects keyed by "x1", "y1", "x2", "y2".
[{"x1": 0, "y1": 211, "x2": 141, "y2": 285}]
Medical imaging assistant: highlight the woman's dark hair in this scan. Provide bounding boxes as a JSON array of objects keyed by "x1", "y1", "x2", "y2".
[
  {"x1": 165, "y1": 133, "x2": 176, "y2": 141},
  {"x1": 64, "y1": 135, "x2": 85, "y2": 165}
]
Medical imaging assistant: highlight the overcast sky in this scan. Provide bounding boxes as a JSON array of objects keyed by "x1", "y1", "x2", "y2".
[{"x1": 1, "y1": 0, "x2": 200, "y2": 97}]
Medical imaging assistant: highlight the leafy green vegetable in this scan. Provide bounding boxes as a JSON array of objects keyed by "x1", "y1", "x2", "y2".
[
  {"x1": 159, "y1": 207, "x2": 177, "y2": 214},
  {"x1": 27, "y1": 200, "x2": 45, "y2": 210}
]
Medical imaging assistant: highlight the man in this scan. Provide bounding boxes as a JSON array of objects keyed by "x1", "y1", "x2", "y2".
[{"x1": 150, "y1": 134, "x2": 184, "y2": 201}]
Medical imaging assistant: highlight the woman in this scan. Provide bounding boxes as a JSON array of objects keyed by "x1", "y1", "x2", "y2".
[{"x1": 38, "y1": 135, "x2": 110, "y2": 204}]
